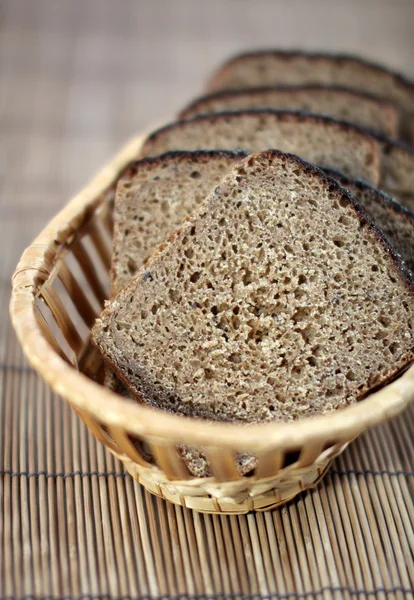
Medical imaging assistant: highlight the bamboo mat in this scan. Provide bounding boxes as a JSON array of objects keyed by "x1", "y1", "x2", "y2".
[{"x1": 1, "y1": 1, "x2": 414, "y2": 598}]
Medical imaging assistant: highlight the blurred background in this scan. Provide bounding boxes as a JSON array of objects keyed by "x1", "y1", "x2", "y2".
[{"x1": 2, "y1": 0, "x2": 413, "y2": 217}]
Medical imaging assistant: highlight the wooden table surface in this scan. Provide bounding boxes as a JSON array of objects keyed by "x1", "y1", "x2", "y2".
[{"x1": 1, "y1": 1, "x2": 414, "y2": 599}]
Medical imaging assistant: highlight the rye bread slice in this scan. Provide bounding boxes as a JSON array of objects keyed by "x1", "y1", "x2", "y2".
[
  {"x1": 111, "y1": 150, "x2": 247, "y2": 298},
  {"x1": 140, "y1": 111, "x2": 414, "y2": 212},
  {"x1": 205, "y1": 50, "x2": 414, "y2": 142},
  {"x1": 106, "y1": 163, "x2": 414, "y2": 410},
  {"x1": 324, "y1": 168, "x2": 414, "y2": 272},
  {"x1": 106, "y1": 150, "x2": 248, "y2": 398},
  {"x1": 140, "y1": 110, "x2": 381, "y2": 186},
  {"x1": 93, "y1": 150, "x2": 414, "y2": 429},
  {"x1": 179, "y1": 85, "x2": 399, "y2": 138}
]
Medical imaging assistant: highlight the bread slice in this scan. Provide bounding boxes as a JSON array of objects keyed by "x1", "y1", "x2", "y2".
[
  {"x1": 205, "y1": 50, "x2": 414, "y2": 141},
  {"x1": 106, "y1": 161, "x2": 414, "y2": 402},
  {"x1": 93, "y1": 150, "x2": 414, "y2": 430},
  {"x1": 180, "y1": 85, "x2": 399, "y2": 138},
  {"x1": 106, "y1": 150, "x2": 248, "y2": 398},
  {"x1": 140, "y1": 110, "x2": 381, "y2": 185},
  {"x1": 111, "y1": 150, "x2": 247, "y2": 298},
  {"x1": 141, "y1": 111, "x2": 414, "y2": 212},
  {"x1": 324, "y1": 168, "x2": 414, "y2": 273}
]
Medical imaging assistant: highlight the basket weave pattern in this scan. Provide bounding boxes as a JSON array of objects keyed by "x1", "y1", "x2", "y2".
[{"x1": 10, "y1": 134, "x2": 414, "y2": 514}]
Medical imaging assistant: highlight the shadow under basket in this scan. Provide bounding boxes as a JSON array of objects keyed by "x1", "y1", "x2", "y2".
[{"x1": 10, "y1": 133, "x2": 414, "y2": 514}]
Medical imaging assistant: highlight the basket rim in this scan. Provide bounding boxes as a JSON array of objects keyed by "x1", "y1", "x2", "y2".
[{"x1": 9, "y1": 131, "x2": 414, "y2": 452}]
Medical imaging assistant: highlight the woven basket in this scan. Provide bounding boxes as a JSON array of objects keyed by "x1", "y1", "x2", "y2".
[{"x1": 10, "y1": 133, "x2": 414, "y2": 514}]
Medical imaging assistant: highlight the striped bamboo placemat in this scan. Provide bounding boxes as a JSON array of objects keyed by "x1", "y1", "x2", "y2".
[{"x1": 1, "y1": 1, "x2": 413, "y2": 598}]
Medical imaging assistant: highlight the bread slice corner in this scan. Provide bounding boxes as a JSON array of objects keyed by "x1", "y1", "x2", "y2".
[{"x1": 111, "y1": 149, "x2": 248, "y2": 297}]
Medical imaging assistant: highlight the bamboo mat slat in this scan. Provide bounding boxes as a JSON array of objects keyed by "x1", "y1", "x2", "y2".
[{"x1": 1, "y1": 1, "x2": 414, "y2": 598}]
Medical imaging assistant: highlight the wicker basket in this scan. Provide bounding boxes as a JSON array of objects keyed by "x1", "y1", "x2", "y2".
[{"x1": 10, "y1": 133, "x2": 414, "y2": 514}]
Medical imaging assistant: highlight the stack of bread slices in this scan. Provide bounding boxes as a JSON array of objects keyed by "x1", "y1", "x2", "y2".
[{"x1": 92, "y1": 51, "x2": 414, "y2": 477}]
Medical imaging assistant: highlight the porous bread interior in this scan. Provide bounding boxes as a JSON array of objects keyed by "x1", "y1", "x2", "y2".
[
  {"x1": 180, "y1": 87, "x2": 398, "y2": 138},
  {"x1": 93, "y1": 151, "x2": 414, "y2": 424},
  {"x1": 141, "y1": 111, "x2": 380, "y2": 186},
  {"x1": 107, "y1": 168, "x2": 414, "y2": 405},
  {"x1": 112, "y1": 151, "x2": 245, "y2": 297},
  {"x1": 331, "y1": 174, "x2": 414, "y2": 273}
]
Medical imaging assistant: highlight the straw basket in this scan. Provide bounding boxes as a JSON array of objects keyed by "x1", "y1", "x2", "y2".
[{"x1": 10, "y1": 133, "x2": 414, "y2": 514}]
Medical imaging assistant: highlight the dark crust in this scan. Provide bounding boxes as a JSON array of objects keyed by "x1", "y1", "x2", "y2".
[
  {"x1": 179, "y1": 84, "x2": 398, "y2": 119},
  {"x1": 93, "y1": 149, "x2": 414, "y2": 416},
  {"x1": 143, "y1": 109, "x2": 379, "y2": 149},
  {"x1": 323, "y1": 167, "x2": 414, "y2": 220},
  {"x1": 93, "y1": 339, "x2": 180, "y2": 411},
  {"x1": 97, "y1": 336, "x2": 254, "y2": 424},
  {"x1": 359, "y1": 359, "x2": 413, "y2": 399},
  {"x1": 96, "y1": 325, "x2": 414, "y2": 419},
  {"x1": 207, "y1": 50, "x2": 414, "y2": 95},
  {"x1": 96, "y1": 320, "x2": 414, "y2": 419},
  {"x1": 117, "y1": 149, "x2": 249, "y2": 183}
]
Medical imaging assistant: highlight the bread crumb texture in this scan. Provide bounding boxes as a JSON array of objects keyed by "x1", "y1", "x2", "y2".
[
  {"x1": 112, "y1": 151, "x2": 246, "y2": 296},
  {"x1": 327, "y1": 172, "x2": 414, "y2": 273},
  {"x1": 93, "y1": 151, "x2": 414, "y2": 424}
]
